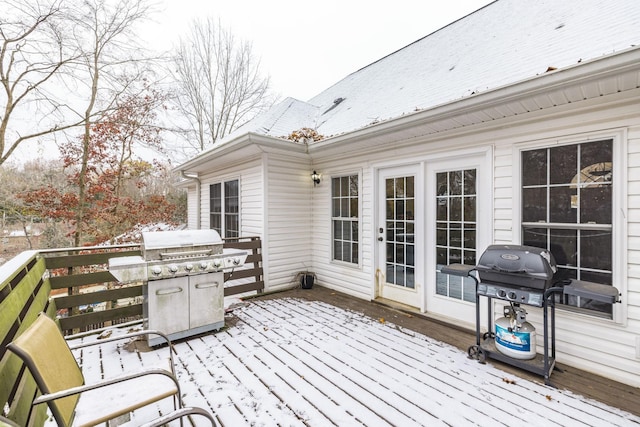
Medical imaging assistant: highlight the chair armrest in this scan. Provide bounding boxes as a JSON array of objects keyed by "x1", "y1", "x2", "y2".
[
  {"x1": 138, "y1": 407, "x2": 217, "y2": 427},
  {"x1": 32, "y1": 368, "x2": 182, "y2": 407},
  {"x1": 0, "y1": 416, "x2": 20, "y2": 427}
]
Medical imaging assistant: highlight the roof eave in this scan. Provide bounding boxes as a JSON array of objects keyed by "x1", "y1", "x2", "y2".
[{"x1": 174, "y1": 132, "x2": 309, "y2": 175}]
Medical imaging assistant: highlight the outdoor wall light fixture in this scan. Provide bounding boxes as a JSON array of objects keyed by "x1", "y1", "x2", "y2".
[{"x1": 311, "y1": 170, "x2": 321, "y2": 186}]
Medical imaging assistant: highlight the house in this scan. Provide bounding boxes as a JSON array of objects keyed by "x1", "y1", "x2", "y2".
[{"x1": 175, "y1": 0, "x2": 640, "y2": 388}]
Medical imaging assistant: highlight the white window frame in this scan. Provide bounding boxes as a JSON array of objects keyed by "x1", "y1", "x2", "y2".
[
  {"x1": 331, "y1": 172, "x2": 361, "y2": 266},
  {"x1": 513, "y1": 130, "x2": 627, "y2": 324},
  {"x1": 209, "y1": 178, "x2": 241, "y2": 238}
]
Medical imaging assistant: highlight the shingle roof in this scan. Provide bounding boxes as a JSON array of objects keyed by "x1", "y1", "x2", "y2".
[{"x1": 223, "y1": 0, "x2": 640, "y2": 143}]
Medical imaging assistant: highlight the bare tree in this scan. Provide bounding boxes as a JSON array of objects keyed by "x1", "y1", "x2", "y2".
[
  {"x1": 65, "y1": 0, "x2": 158, "y2": 246},
  {"x1": 0, "y1": 0, "x2": 82, "y2": 166},
  {"x1": 173, "y1": 17, "x2": 274, "y2": 152}
]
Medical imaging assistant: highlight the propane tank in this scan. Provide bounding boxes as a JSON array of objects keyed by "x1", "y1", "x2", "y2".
[{"x1": 494, "y1": 305, "x2": 536, "y2": 360}]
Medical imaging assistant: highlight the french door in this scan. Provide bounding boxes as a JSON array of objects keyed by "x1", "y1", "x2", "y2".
[
  {"x1": 426, "y1": 154, "x2": 488, "y2": 321},
  {"x1": 376, "y1": 165, "x2": 423, "y2": 308}
]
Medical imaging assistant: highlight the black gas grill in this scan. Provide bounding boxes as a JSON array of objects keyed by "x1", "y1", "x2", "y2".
[
  {"x1": 475, "y1": 244, "x2": 557, "y2": 307},
  {"x1": 442, "y1": 243, "x2": 620, "y2": 385}
]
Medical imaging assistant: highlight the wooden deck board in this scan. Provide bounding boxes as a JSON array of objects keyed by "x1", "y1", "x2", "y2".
[
  {"x1": 265, "y1": 286, "x2": 640, "y2": 418},
  {"x1": 61, "y1": 286, "x2": 639, "y2": 426}
]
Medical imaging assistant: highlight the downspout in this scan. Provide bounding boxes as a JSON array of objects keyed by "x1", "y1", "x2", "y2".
[{"x1": 180, "y1": 171, "x2": 201, "y2": 229}]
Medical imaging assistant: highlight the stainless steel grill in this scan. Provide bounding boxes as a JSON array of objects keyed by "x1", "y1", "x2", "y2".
[{"x1": 109, "y1": 229, "x2": 247, "y2": 345}]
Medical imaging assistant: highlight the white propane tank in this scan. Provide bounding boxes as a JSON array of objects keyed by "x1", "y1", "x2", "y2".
[{"x1": 494, "y1": 306, "x2": 537, "y2": 360}]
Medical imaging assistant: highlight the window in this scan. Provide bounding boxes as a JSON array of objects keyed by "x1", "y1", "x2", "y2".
[
  {"x1": 521, "y1": 139, "x2": 613, "y2": 316},
  {"x1": 332, "y1": 175, "x2": 359, "y2": 264},
  {"x1": 210, "y1": 179, "x2": 239, "y2": 238}
]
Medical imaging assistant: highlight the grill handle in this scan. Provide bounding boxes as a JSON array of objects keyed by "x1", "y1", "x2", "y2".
[
  {"x1": 159, "y1": 249, "x2": 213, "y2": 259},
  {"x1": 156, "y1": 287, "x2": 183, "y2": 295},
  {"x1": 487, "y1": 264, "x2": 529, "y2": 274},
  {"x1": 195, "y1": 282, "x2": 220, "y2": 289}
]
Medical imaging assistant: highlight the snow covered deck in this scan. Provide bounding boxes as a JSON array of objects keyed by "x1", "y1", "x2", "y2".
[{"x1": 66, "y1": 292, "x2": 640, "y2": 427}]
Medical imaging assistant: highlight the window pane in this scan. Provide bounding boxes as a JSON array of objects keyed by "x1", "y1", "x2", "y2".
[
  {"x1": 437, "y1": 247, "x2": 447, "y2": 265},
  {"x1": 225, "y1": 180, "x2": 238, "y2": 197},
  {"x1": 550, "y1": 145, "x2": 577, "y2": 185},
  {"x1": 464, "y1": 169, "x2": 476, "y2": 195},
  {"x1": 332, "y1": 177, "x2": 340, "y2": 195},
  {"x1": 341, "y1": 176, "x2": 349, "y2": 196},
  {"x1": 406, "y1": 176, "x2": 414, "y2": 198},
  {"x1": 406, "y1": 199, "x2": 415, "y2": 220},
  {"x1": 350, "y1": 198, "x2": 358, "y2": 218},
  {"x1": 210, "y1": 183, "x2": 221, "y2": 213},
  {"x1": 437, "y1": 198, "x2": 447, "y2": 220},
  {"x1": 334, "y1": 221, "x2": 342, "y2": 239},
  {"x1": 549, "y1": 187, "x2": 577, "y2": 223},
  {"x1": 522, "y1": 188, "x2": 546, "y2": 222},
  {"x1": 350, "y1": 175, "x2": 358, "y2": 196},
  {"x1": 581, "y1": 230, "x2": 612, "y2": 271},
  {"x1": 464, "y1": 196, "x2": 476, "y2": 222},
  {"x1": 450, "y1": 225, "x2": 462, "y2": 248},
  {"x1": 464, "y1": 227, "x2": 476, "y2": 249},
  {"x1": 581, "y1": 186, "x2": 611, "y2": 224},
  {"x1": 523, "y1": 228, "x2": 548, "y2": 250},
  {"x1": 581, "y1": 140, "x2": 612, "y2": 168},
  {"x1": 522, "y1": 149, "x2": 547, "y2": 186},
  {"x1": 450, "y1": 198, "x2": 462, "y2": 221},
  {"x1": 386, "y1": 178, "x2": 394, "y2": 198},
  {"x1": 437, "y1": 172, "x2": 448, "y2": 196},
  {"x1": 549, "y1": 229, "x2": 577, "y2": 267},
  {"x1": 437, "y1": 223, "x2": 447, "y2": 246},
  {"x1": 395, "y1": 178, "x2": 405, "y2": 198},
  {"x1": 342, "y1": 221, "x2": 351, "y2": 240},
  {"x1": 334, "y1": 241, "x2": 343, "y2": 261},
  {"x1": 449, "y1": 171, "x2": 462, "y2": 195}
]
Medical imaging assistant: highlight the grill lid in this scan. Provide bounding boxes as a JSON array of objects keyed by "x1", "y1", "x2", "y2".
[{"x1": 476, "y1": 244, "x2": 557, "y2": 290}]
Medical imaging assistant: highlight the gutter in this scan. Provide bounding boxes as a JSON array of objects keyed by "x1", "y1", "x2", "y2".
[{"x1": 180, "y1": 170, "x2": 201, "y2": 229}]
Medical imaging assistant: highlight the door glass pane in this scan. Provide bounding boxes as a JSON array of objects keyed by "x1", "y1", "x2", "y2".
[
  {"x1": 385, "y1": 176, "x2": 415, "y2": 289},
  {"x1": 437, "y1": 168, "x2": 477, "y2": 302}
]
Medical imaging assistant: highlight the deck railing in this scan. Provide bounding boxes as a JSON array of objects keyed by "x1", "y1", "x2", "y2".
[{"x1": 17, "y1": 236, "x2": 263, "y2": 334}]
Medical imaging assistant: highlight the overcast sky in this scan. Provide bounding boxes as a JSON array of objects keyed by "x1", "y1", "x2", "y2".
[{"x1": 146, "y1": 0, "x2": 495, "y2": 101}]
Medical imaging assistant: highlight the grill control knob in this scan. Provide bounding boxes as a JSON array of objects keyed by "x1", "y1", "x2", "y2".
[
  {"x1": 508, "y1": 291, "x2": 517, "y2": 300},
  {"x1": 185, "y1": 263, "x2": 193, "y2": 271},
  {"x1": 213, "y1": 259, "x2": 223, "y2": 269},
  {"x1": 233, "y1": 257, "x2": 241, "y2": 266},
  {"x1": 497, "y1": 289, "x2": 506, "y2": 298},
  {"x1": 168, "y1": 264, "x2": 179, "y2": 273},
  {"x1": 151, "y1": 266, "x2": 162, "y2": 276},
  {"x1": 199, "y1": 261, "x2": 209, "y2": 270}
]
